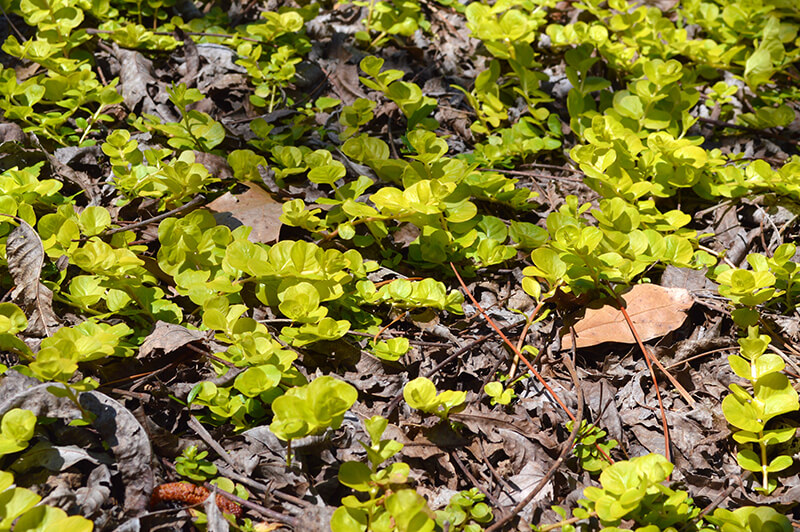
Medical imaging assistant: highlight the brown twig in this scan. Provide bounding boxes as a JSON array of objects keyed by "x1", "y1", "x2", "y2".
[
  {"x1": 618, "y1": 304, "x2": 672, "y2": 463},
  {"x1": 102, "y1": 194, "x2": 206, "y2": 237},
  {"x1": 216, "y1": 465, "x2": 310, "y2": 509},
  {"x1": 0, "y1": 2, "x2": 25, "y2": 41},
  {"x1": 697, "y1": 116, "x2": 800, "y2": 145},
  {"x1": 382, "y1": 330, "x2": 503, "y2": 417},
  {"x1": 484, "y1": 355, "x2": 584, "y2": 532},
  {"x1": 679, "y1": 472, "x2": 750, "y2": 532},
  {"x1": 663, "y1": 346, "x2": 738, "y2": 370},
  {"x1": 452, "y1": 451, "x2": 503, "y2": 509},
  {"x1": 609, "y1": 285, "x2": 695, "y2": 406},
  {"x1": 451, "y1": 263, "x2": 612, "y2": 465},
  {"x1": 373, "y1": 310, "x2": 409, "y2": 342},
  {"x1": 519, "y1": 162, "x2": 584, "y2": 174},
  {"x1": 450, "y1": 263, "x2": 575, "y2": 420},
  {"x1": 477, "y1": 439, "x2": 517, "y2": 496},
  {"x1": 85, "y1": 27, "x2": 264, "y2": 44},
  {"x1": 508, "y1": 300, "x2": 544, "y2": 379},
  {"x1": 485, "y1": 167, "x2": 585, "y2": 184},
  {"x1": 188, "y1": 416, "x2": 241, "y2": 473}
]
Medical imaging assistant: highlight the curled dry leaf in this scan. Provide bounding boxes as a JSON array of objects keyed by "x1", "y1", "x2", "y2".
[
  {"x1": 6, "y1": 219, "x2": 61, "y2": 337},
  {"x1": 114, "y1": 45, "x2": 178, "y2": 122},
  {"x1": 0, "y1": 372, "x2": 154, "y2": 516},
  {"x1": 138, "y1": 321, "x2": 209, "y2": 359},
  {"x1": 564, "y1": 284, "x2": 694, "y2": 349}
]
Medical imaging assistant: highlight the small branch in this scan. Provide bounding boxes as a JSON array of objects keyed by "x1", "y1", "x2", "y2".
[
  {"x1": 451, "y1": 451, "x2": 503, "y2": 509},
  {"x1": 188, "y1": 415, "x2": 242, "y2": 473},
  {"x1": 0, "y1": 2, "x2": 25, "y2": 41},
  {"x1": 622, "y1": 304, "x2": 671, "y2": 463},
  {"x1": 538, "y1": 513, "x2": 597, "y2": 532},
  {"x1": 679, "y1": 472, "x2": 751, "y2": 532},
  {"x1": 609, "y1": 284, "x2": 695, "y2": 407},
  {"x1": 102, "y1": 194, "x2": 206, "y2": 237},
  {"x1": 485, "y1": 355, "x2": 584, "y2": 532},
  {"x1": 484, "y1": 168, "x2": 585, "y2": 184},
  {"x1": 697, "y1": 116, "x2": 800, "y2": 145},
  {"x1": 450, "y1": 263, "x2": 575, "y2": 421}
]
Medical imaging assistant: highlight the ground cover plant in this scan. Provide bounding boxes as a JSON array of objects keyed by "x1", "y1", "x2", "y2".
[{"x1": 0, "y1": 0, "x2": 799, "y2": 530}]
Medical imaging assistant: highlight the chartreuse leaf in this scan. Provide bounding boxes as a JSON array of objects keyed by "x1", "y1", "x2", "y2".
[
  {"x1": 233, "y1": 365, "x2": 281, "y2": 398},
  {"x1": 270, "y1": 376, "x2": 357, "y2": 442},
  {"x1": 338, "y1": 461, "x2": 372, "y2": 492},
  {"x1": 579, "y1": 454, "x2": 693, "y2": 526},
  {"x1": 0, "y1": 488, "x2": 41, "y2": 528},
  {"x1": 14, "y1": 504, "x2": 93, "y2": 532},
  {"x1": 0, "y1": 409, "x2": 36, "y2": 457},
  {"x1": 385, "y1": 489, "x2": 435, "y2": 532},
  {"x1": 403, "y1": 377, "x2": 437, "y2": 411},
  {"x1": 331, "y1": 505, "x2": 368, "y2": 532},
  {"x1": 371, "y1": 337, "x2": 410, "y2": 361},
  {"x1": 709, "y1": 506, "x2": 791, "y2": 531},
  {"x1": 403, "y1": 377, "x2": 465, "y2": 419},
  {"x1": 723, "y1": 327, "x2": 799, "y2": 493}
]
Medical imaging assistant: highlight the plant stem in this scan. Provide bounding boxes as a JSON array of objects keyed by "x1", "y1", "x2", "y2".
[{"x1": 759, "y1": 432, "x2": 769, "y2": 491}]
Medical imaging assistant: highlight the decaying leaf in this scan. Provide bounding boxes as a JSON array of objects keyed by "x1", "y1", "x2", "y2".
[
  {"x1": 138, "y1": 321, "x2": 209, "y2": 359},
  {"x1": 6, "y1": 220, "x2": 61, "y2": 337},
  {"x1": 75, "y1": 465, "x2": 113, "y2": 517},
  {"x1": 11, "y1": 441, "x2": 109, "y2": 473},
  {"x1": 114, "y1": 45, "x2": 178, "y2": 122},
  {"x1": 0, "y1": 372, "x2": 154, "y2": 516},
  {"x1": 498, "y1": 460, "x2": 552, "y2": 514},
  {"x1": 204, "y1": 487, "x2": 230, "y2": 532},
  {"x1": 205, "y1": 182, "x2": 283, "y2": 243},
  {"x1": 564, "y1": 284, "x2": 693, "y2": 349}
]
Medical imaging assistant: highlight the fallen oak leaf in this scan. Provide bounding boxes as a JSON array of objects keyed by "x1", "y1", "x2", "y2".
[
  {"x1": 5, "y1": 218, "x2": 60, "y2": 337},
  {"x1": 563, "y1": 284, "x2": 693, "y2": 349}
]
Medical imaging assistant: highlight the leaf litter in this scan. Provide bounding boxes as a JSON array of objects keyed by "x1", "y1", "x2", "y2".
[{"x1": 0, "y1": 0, "x2": 799, "y2": 530}]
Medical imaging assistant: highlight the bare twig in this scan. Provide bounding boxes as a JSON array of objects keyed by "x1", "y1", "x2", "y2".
[
  {"x1": 609, "y1": 284, "x2": 696, "y2": 406},
  {"x1": 85, "y1": 27, "x2": 264, "y2": 43},
  {"x1": 697, "y1": 116, "x2": 800, "y2": 145},
  {"x1": 215, "y1": 465, "x2": 311, "y2": 509},
  {"x1": 482, "y1": 168, "x2": 585, "y2": 184},
  {"x1": 618, "y1": 304, "x2": 673, "y2": 463},
  {"x1": 484, "y1": 355, "x2": 584, "y2": 532},
  {"x1": 102, "y1": 194, "x2": 206, "y2": 237},
  {"x1": 451, "y1": 264, "x2": 612, "y2": 465},
  {"x1": 452, "y1": 451, "x2": 503, "y2": 509},
  {"x1": 188, "y1": 416, "x2": 242, "y2": 473},
  {"x1": 0, "y1": 2, "x2": 25, "y2": 41},
  {"x1": 679, "y1": 472, "x2": 751, "y2": 532},
  {"x1": 450, "y1": 263, "x2": 575, "y2": 420}
]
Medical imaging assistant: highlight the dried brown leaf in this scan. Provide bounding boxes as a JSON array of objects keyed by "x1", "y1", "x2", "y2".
[
  {"x1": 564, "y1": 284, "x2": 693, "y2": 349},
  {"x1": 138, "y1": 321, "x2": 208, "y2": 359},
  {"x1": 114, "y1": 45, "x2": 178, "y2": 122},
  {"x1": 6, "y1": 220, "x2": 60, "y2": 337},
  {"x1": 205, "y1": 182, "x2": 283, "y2": 243}
]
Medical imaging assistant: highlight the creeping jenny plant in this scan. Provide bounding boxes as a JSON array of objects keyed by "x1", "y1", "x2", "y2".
[
  {"x1": 0, "y1": 0, "x2": 800, "y2": 528},
  {"x1": 722, "y1": 327, "x2": 799, "y2": 494},
  {"x1": 332, "y1": 415, "x2": 436, "y2": 532}
]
